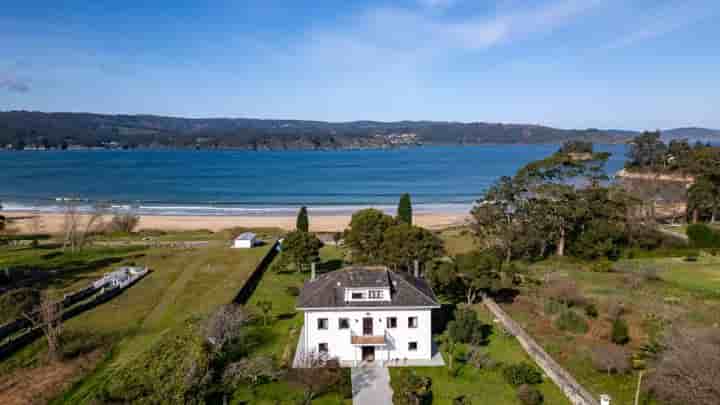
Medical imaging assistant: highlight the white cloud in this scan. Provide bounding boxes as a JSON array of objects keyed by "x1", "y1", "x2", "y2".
[
  {"x1": 603, "y1": 1, "x2": 714, "y2": 50},
  {"x1": 0, "y1": 74, "x2": 29, "y2": 93},
  {"x1": 302, "y1": 0, "x2": 601, "y2": 58}
]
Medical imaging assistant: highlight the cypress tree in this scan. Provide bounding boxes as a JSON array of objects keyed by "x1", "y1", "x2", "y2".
[
  {"x1": 398, "y1": 193, "x2": 412, "y2": 225},
  {"x1": 296, "y1": 206, "x2": 309, "y2": 232}
]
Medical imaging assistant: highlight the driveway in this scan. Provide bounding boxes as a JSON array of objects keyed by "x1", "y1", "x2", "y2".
[{"x1": 351, "y1": 365, "x2": 393, "y2": 405}]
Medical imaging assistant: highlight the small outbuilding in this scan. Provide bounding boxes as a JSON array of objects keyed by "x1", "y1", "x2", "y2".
[{"x1": 233, "y1": 232, "x2": 257, "y2": 249}]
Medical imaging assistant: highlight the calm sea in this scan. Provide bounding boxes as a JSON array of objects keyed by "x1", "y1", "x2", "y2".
[{"x1": 0, "y1": 145, "x2": 627, "y2": 216}]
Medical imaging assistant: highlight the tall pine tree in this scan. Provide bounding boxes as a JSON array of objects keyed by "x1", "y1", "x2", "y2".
[
  {"x1": 296, "y1": 206, "x2": 309, "y2": 232},
  {"x1": 398, "y1": 193, "x2": 412, "y2": 225}
]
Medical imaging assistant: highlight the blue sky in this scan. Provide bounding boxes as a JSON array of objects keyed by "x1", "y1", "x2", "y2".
[{"x1": 1, "y1": 0, "x2": 718, "y2": 129}]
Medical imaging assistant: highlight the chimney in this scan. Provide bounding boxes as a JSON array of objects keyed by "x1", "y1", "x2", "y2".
[
  {"x1": 413, "y1": 260, "x2": 420, "y2": 278},
  {"x1": 311, "y1": 262, "x2": 317, "y2": 281}
]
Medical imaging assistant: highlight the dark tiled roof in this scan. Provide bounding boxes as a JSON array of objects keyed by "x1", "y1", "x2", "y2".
[{"x1": 297, "y1": 266, "x2": 440, "y2": 309}]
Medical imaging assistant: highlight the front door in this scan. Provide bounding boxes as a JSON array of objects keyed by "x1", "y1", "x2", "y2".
[
  {"x1": 363, "y1": 317, "x2": 373, "y2": 335},
  {"x1": 362, "y1": 346, "x2": 375, "y2": 362}
]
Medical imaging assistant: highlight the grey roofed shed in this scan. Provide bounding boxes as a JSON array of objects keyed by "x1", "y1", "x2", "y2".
[{"x1": 237, "y1": 232, "x2": 256, "y2": 240}]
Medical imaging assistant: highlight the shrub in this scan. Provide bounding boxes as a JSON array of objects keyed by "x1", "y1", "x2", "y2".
[
  {"x1": 611, "y1": 318, "x2": 630, "y2": 345},
  {"x1": 542, "y1": 280, "x2": 586, "y2": 307},
  {"x1": 108, "y1": 213, "x2": 141, "y2": 233},
  {"x1": 584, "y1": 303, "x2": 599, "y2": 318},
  {"x1": 517, "y1": 384, "x2": 544, "y2": 405},
  {"x1": 687, "y1": 223, "x2": 720, "y2": 248},
  {"x1": 607, "y1": 299, "x2": 626, "y2": 321},
  {"x1": 591, "y1": 344, "x2": 631, "y2": 374},
  {"x1": 646, "y1": 328, "x2": 720, "y2": 405},
  {"x1": 591, "y1": 261, "x2": 614, "y2": 273},
  {"x1": 468, "y1": 347, "x2": 500, "y2": 369},
  {"x1": 544, "y1": 299, "x2": 566, "y2": 316},
  {"x1": 502, "y1": 362, "x2": 543, "y2": 386},
  {"x1": 448, "y1": 307, "x2": 491, "y2": 345},
  {"x1": 392, "y1": 369, "x2": 433, "y2": 405},
  {"x1": 285, "y1": 286, "x2": 300, "y2": 296},
  {"x1": 555, "y1": 310, "x2": 589, "y2": 334},
  {"x1": 453, "y1": 395, "x2": 471, "y2": 405},
  {"x1": 0, "y1": 287, "x2": 40, "y2": 323}
]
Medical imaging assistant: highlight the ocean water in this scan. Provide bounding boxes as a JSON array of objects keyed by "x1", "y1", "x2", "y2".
[{"x1": 0, "y1": 145, "x2": 627, "y2": 215}]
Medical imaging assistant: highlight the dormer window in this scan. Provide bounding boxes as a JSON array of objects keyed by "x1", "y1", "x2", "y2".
[
  {"x1": 368, "y1": 290, "x2": 384, "y2": 299},
  {"x1": 346, "y1": 287, "x2": 391, "y2": 302}
]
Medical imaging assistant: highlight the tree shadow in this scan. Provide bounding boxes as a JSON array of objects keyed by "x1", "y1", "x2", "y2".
[
  {"x1": 492, "y1": 288, "x2": 520, "y2": 304},
  {"x1": 432, "y1": 303, "x2": 457, "y2": 334},
  {"x1": 277, "y1": 312, "x2": 297, "y2": 321},
  {"x1": 318, "y1": 259, "x2": 343, "y2": 273}
]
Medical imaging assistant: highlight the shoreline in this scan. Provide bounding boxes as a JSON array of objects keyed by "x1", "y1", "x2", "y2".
[{"x1": 5, "y1": 211, "x2": 470, "y2": 234}]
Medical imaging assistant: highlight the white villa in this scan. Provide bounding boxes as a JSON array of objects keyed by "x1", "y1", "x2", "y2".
[
  {"x1": 295, "y1": 266, "x2": 441, "y2": 366},
  {"x1": 232, "y1": 232, "x2": 257, "y2": 248}
]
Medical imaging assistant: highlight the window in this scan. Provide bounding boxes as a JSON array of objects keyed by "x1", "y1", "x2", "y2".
[
  {"x1": 408, "y1": 317, "x2": 418, "y2": 328},
  {"x1": 368, "y1": 290, "x2": 384, "y2": 299},
  {"x1": 408, "y1": 342, "x2": 418, "y2": 351},
  {"x1": 351, "y1": 292, "x2": 364, "y2": 299},
  {"x1": 318, "y1": 343, "x2": 328, "y2": 353},
  {"x1": 317, "y1": 318, "x2": 328, "y2": 330},
  {"x1": 339, "y1": 318, "x2": 350, "y2": 329},
  {"x1": 386, "y1": 317, "x2": 397, "y2": 328}
]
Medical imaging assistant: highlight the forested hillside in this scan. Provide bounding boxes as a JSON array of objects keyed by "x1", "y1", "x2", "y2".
[{"x1": 0, "y1": 111, "x2": 631, "y2": 150}]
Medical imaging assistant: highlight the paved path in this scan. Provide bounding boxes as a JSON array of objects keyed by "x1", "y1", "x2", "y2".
[{"x1": 351, "y1": 366, "x2": 393, "y2": 405}]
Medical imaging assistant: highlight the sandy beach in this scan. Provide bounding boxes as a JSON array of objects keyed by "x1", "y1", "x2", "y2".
[{"x1": 5, "y1": 211, "x2": 470, "y2": 234}]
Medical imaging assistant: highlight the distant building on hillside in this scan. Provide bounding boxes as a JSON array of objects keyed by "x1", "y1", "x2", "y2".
[
  {"x1": 232, "y1": 232, "x2": 257, "y2": 248},
  {"x1": 295, "y1": 266, "x2": 440, "y2": 367}
]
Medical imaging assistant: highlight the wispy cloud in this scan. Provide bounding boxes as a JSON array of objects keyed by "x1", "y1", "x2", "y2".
[
  {"x1": 303, "y1": 0, "x2": 602, "y2": 59},
  {"x1": 418, "y1": 0, "x2": 456, "y2": 9},
  {"x1": 0, "y1": 75, "x2": 29, "y2": 93},
  {"x1": 603, "y1": 1, "x2": 714, "y2": 50}
]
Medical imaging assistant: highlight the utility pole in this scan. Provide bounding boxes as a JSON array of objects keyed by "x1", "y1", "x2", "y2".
[{"x1": 634, "y1": 370, "x2": 645, "y2": 405}]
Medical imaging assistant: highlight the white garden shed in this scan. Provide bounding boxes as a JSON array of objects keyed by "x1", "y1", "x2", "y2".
[{"x1": 233, "y1": 232, "x2": 257, "y2": 248}]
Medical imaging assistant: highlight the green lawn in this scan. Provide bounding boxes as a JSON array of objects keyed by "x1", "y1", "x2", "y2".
[
  {"x1": 438, "y1": 227, "x2": 476, "y2": 256},
  {"x1": 0, "y1": 241, "x2": 272, "y2": 403},
  {"x1": 230, "y1": 244, "x2": 352, "y2": 404},
  {"x1": 391, "y1": 305, "x2": 569, "y2": 405}
]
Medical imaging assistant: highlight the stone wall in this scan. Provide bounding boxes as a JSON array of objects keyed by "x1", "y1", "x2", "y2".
[{"x1": 483, "y1": 297, "x2": 599, "y2": 405}]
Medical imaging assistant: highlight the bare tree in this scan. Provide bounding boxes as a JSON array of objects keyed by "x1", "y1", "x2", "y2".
[
  {"x1": 289, "y1": 353, "x2": 345, "y2": 405},
  {"x1": 61, "y1": 201, "x2": 107, "y2": 253},
  {"x1": 24, "y1": 291, "x2": 64, "y2": 362},
  {"x1": 204, "y1": 304, "x2": 247, "y2": 351},
  {"x1": 222, "y1": 355, "x2": 283, "y2": 387},
  {"x1": 591, "y1": 344, "x2": 631, "y2": 375},
  {"x1": 108, "y1": 212, "x2": 140, "y2": 233},
  {"x1": 647, "y1": 328, "x2": 720, "y2": 405},
  {"x1": 30, "y1": 211, "x2": 45, "y2": 234}
]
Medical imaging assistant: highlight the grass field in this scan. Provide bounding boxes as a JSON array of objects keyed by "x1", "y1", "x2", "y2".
[
  {"x1": 390, "y1": 304, "x2": 569, "y2": 405},
  {"x1": 0, "y1": 233, "x2": 275, "y2": 403},
  {"x1": 438, "y1": 227, "x2": 476, "y2": 256},
  {"x1": 501, "y1": 255, "x2": 720, "y2": 404}
]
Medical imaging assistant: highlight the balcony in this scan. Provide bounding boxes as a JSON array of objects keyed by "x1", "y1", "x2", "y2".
[{"x1": 350, "y1": 330, "x2": 388, "y2": 346}]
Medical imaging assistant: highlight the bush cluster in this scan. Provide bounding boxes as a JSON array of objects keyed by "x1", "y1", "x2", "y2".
[
  {"x1": 687, "y1": 223, "x2": 720, "y2": 248},
  {"x1": 392, "y1": 369, "x2": 433, "y2": 405},
  {"x1": 502, "y1": 362, "x2": 543, "y2": 386},
  {"x1": 554, "y1": 310, "x2": 589, "y2": 334}
]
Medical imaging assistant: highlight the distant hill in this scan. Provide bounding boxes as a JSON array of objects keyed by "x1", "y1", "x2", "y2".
[
  {"x1": 662, "y1": 127, "x2": 720, "y2": 143},
  {"x1": 0, "y1": 110, "x2": 713, "y2": 150}
]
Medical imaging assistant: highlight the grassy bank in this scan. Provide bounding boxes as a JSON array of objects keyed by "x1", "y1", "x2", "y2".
[
  {"x1": 390, "y1": 304, "x2": 568, "y2": 405},
  {"x1": 501, "y1": 255, "x2": 720, "y2": 404}
]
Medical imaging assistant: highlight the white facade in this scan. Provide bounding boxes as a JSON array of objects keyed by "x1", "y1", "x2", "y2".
[
  {"x1": 301, "y1": 306, "x2": 434, "y2": 364},
  {"x1": 232, "y1": 232, "x2": 256, "y2": 248}
]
